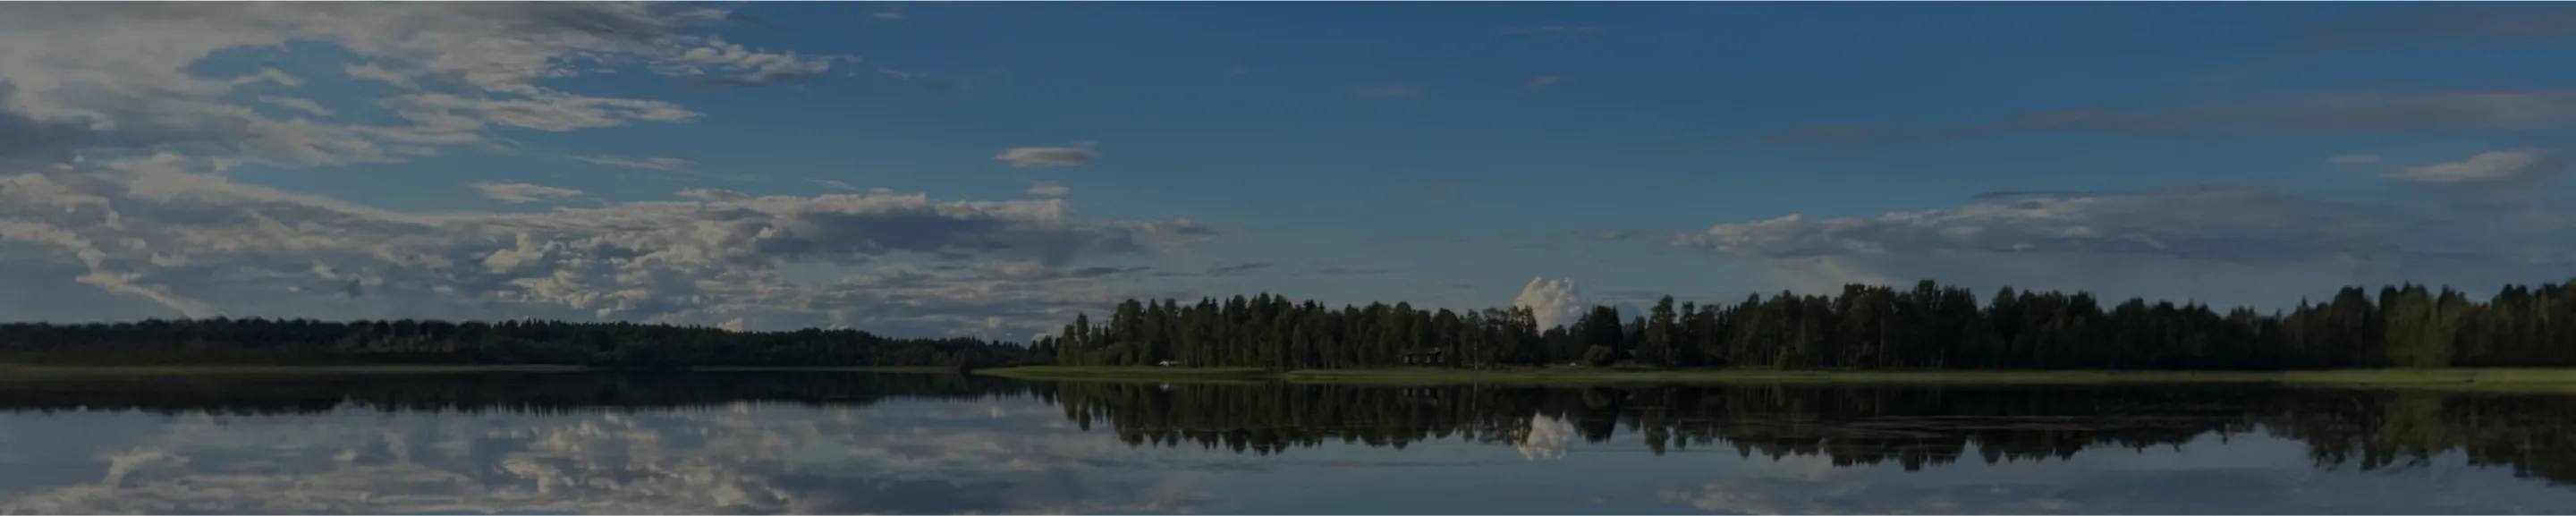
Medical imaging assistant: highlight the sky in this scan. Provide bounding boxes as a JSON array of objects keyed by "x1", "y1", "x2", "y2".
[{"x1": 4, "y1": 3, "x2": 2576, "y2": 339}]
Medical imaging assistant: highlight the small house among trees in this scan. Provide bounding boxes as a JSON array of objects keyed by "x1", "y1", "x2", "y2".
[{"x1": 1398, "y1": 348, "x2": 1444, "y2": 366}]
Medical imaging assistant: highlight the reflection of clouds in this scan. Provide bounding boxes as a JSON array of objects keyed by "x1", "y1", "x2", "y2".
[
  {"x1": 1518, "y1": 413, "x2": 1573, "y2": 461},
  {"x1": 0, "y1": 398, "x2": 1211, "y2": 515},
  {"x1": 1655, "y1": 432, "x2": 2576, "y2": 515}
]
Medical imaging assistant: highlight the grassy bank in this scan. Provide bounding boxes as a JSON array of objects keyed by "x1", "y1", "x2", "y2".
[
  {"x1": 977, "y1": 366, "x2": 2576, "y2": 391},
  {"x1": 971, "y1": 366, "x2": 1275, "y2": 384}
]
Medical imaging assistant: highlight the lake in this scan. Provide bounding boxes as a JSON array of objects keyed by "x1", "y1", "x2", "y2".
[{"x1": 0, "y1": 372, "x2": 2571, "y2": 514}]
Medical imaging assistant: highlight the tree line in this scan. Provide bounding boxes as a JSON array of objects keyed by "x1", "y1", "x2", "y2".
[
  {"x1": 0, "y1": 318, "x2": 1057, "y2": 369},
  {"x1": 0, "y1": 371, "x2": 1038, "y2": 416},
  {"x1": 1049, "y1": 279, "x2": 2576, "y2": 370}
]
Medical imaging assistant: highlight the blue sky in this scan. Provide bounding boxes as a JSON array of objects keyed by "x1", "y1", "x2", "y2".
[{"x1": 4, "y1": 3, "x2": 2576, "y2": 337}]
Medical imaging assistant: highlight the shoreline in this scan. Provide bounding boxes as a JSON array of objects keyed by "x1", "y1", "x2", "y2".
[
  {"x1": 973, "y1": 366, "x2": 2576, "y2": 391},
  {"x1": 4, "y1": 364, "x2": 2571, "y2": 392},
  {"x1": 0, "y1": 365, "x2": 956, "y2": 379}
]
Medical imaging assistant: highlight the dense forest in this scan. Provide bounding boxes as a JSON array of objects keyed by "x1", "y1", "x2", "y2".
[
  {"x1": 5, "y1": 278, "x2": 2574, "y2": 371},
  {"x1": 0, "y1": 318, "x2": 1055, "y2": 368},
  {"x1": 1048, "y1": 279, "x2": 2576, "y2": 370}
]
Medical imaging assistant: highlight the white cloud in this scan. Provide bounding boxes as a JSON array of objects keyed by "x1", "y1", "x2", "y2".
[
  {"x1": 0, "y1": 4, "x2": 1209, "y2": 336},
  {"x1": 0, "y1": 3, "x2": 759, "y2": 167},
  {"x1": 654, "y1": 38, "x2": 848, "y2": 86},
  {"x1": 2384, "y1": 148, "x2": 2561, "y2": 183},
  {"x1": 810, "y1": 179, "x2": 861, "y2": 191},
  {"x1": 3, "y1": 154, "x2": 1214, "y2": 335},
  {"x1": 1511, "y1": 277, "x2": 1584, "y2": 331},
  {"x1": 469, "y1": 182, "x2": 586, "y2": 204},
  {"x1": 1028, "y1": 181, "x2": 1070, "y2": 197},
  {"x1": 256, "y1": 96, "x2": 334, "y2": 116},
  {"x1": 996, "y1": 143, "x2": 1098, "y2": 169},
  {"x1": 576, "y1": 155, "x2": 697, "y2": 173},
  {"x1": 1674, "y1": 186, "x2": 2576, "y2": 309}
]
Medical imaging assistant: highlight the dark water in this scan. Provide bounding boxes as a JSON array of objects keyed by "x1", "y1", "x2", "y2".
[{"x1": 1, "y1": 373, "x2": 2572, "y2": 514}]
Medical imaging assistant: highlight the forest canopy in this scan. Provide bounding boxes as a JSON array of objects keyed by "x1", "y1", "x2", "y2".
[
  {"x1": 4, "y1": 278, "x2": 2573, "y2": 370},
  {"x1": 1045, "y1": 279, "x2": 2576, "y2": 371}
]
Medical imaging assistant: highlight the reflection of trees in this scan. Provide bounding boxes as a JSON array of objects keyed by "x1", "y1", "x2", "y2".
[
  {"x1": 0, "y1": 372, "x2": 1043, "y2": 415},
  {"x1": 1053, "y1": 383, "x2": 2576, "y2": 486},
  {"x1": 7, "y1": 375, "x2": 2572, "y2": 487}
]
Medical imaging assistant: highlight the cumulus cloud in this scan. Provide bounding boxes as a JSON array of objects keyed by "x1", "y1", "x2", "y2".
[
  {"x1": 0, "y1": 3, "x2": 1213, "y2": 336},
  {"x1": 996, "y1": 143, "x2": 1098, "y2": 169},
  {"x1": 1028, "y1": 181, "x2": 1070, "y2": 197},
  {"x1": 0, "y1": 3, "x2": 787, "y2": 167},
  {"x1": 655, "y1": 38, "x2": 850, "y2": 87},
  {"x1": 470, "y1": 182, "x2": 586, "y2": 204},
  {"x1": 1512, "y1": 277, "x2": 1584, "y2": 330},
  {"x1": 256, "y1": 96, "x2": 334, "y2": 117},
  {"x1": 1674, "y1": 185, "x2": 2576, "y2": 309},
  {"x1": 2384, "y1": 148, "x2": 2563, "y2": 183},
  {"x1": 2, "y1": 155, "x2": 1215, "y2": 334}
]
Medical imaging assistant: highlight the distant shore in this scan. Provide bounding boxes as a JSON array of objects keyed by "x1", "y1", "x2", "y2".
[
  {"x1": 0, "y1": 365, "x2": 953, "y2": 379},
  {"x1": 971, "y1": 365, "x2": 2576, "y2": 391},
  {"x1": 9, "y1": 364, "x2": 2573, "y2": 392}
]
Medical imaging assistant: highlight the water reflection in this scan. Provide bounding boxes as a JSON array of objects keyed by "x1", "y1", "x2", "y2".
[{"x1": 0, "y1": 373, "x2": 2570, "y2": 514}]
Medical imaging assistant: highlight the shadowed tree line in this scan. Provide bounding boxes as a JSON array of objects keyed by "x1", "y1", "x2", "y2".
[
  {"x1": 1050, "y1": 279, "x2": 2576, "y2": 370},
  {"x1": 0, "y1": 318, "x2": 1057, "y2": 368},
  {"x1": 0, "y1": 372, "x2": 1045, "y2": 416}
]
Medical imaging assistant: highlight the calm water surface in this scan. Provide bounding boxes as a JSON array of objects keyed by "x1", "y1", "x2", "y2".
[{"x1": 0, "y1": 373, "x2": 2571, "y2": 514}]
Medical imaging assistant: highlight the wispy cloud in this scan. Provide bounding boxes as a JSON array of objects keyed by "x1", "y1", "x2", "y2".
[
  {"x1": 578, "y1": 155, "x2": 697, "y2": 173},
  {"x1": 2384, "y1": 149, "x2": 2563, "y2": 183},
  {"x1": 1525, "y1": 76, "x2": 1562, "y2": 89},
  {"x1": 996, "y1": 143, "x2": 1099, "y2": 169},
  {"x1": 1759, "y1": 90, "x2": 2576, "y2": 146},
  {"x1": 1028, "y1": 181, "x2": 1070, "y2": 197},
  {"x1": 469, "y1": 182, "x2": 586, "y2": 204}
]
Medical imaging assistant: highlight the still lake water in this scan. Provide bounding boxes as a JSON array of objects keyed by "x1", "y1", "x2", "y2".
[{"x1": 0, "y1": 373, "x2": 2572, "y2": 514}]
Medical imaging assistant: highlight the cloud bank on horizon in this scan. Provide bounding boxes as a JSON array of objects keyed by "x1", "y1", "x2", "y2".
[{"x1": 3, "y1": 3, "x2": 2574, "y2": 337}]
